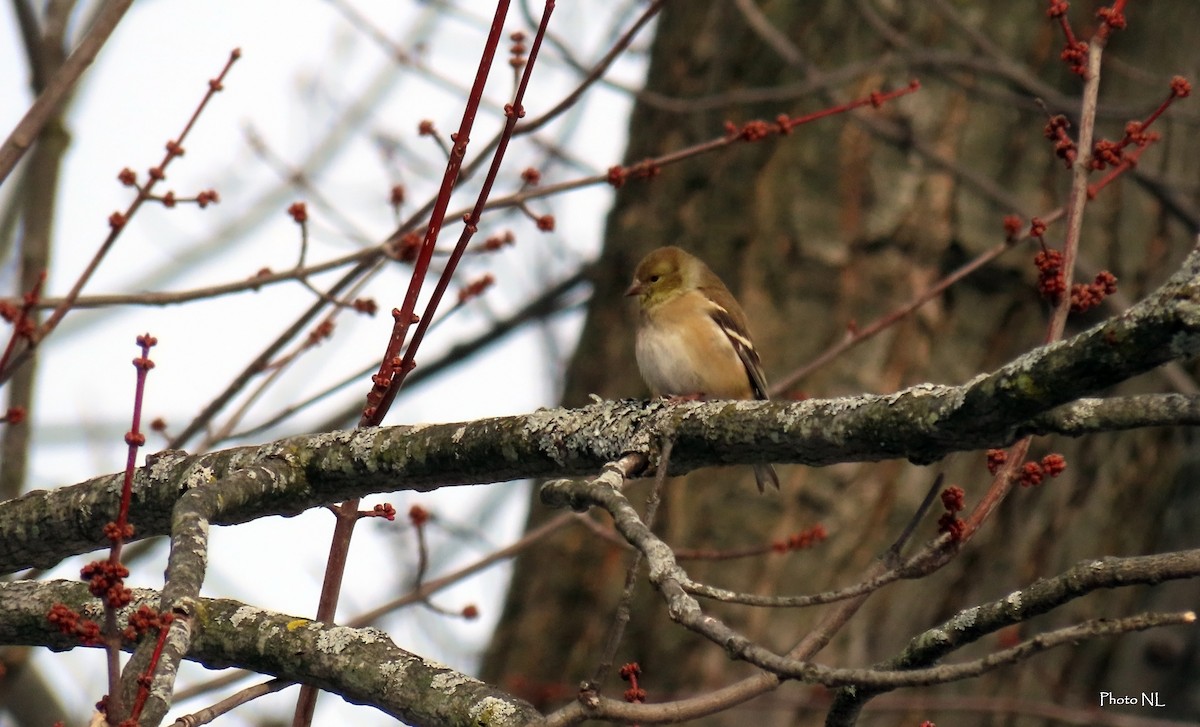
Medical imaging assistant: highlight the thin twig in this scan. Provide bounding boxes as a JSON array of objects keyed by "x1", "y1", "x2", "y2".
[
  {"x1": 587, "y1": 439, "x2": 671, "y2": 692},
  {"x1": 170, "y1": 679, "x2": 293, "y2": 727},
  {"x1": 0, "y1": 48, "x2": 240, "y2": 387},
  {"x1": 370, "y1": 0, "x2": 557, "y2": 420},
  {"x1": 293, "y1": 5, "x2": 522, "y2": 723},
  {"x1": 1047, "y1": 40, "x2": 1106, "y2": 343},
  {"x1": 771, "y1": 240, "x2": 1014, "y2": 395}
]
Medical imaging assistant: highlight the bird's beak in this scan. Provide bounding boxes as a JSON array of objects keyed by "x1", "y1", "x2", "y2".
[{"x1": 624, "y1": 280, "x2": 643, "y2": 297}]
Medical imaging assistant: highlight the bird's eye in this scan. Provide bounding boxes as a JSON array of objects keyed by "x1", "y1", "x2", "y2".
[{"x1": 649, "y1": 275, "x2": 660, "y2": 283}]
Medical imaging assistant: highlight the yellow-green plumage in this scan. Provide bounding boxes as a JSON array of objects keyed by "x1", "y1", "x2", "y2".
[{"x1": 626, "y1": 246, "x2": 780, "y2": 492}]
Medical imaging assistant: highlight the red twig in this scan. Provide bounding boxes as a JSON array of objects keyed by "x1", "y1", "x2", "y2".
[
  {"x1": 965, "y1": 2, "x2": 1129, "y2": 542},
  {"x1": 679, "y1": 525, "x2": 829, "y2": 560},
  {"x1": 1046, "y1": 16, "x2": 1106, "y2": 344},
  {"x1": 104, "y1": 333, "x2": 157, "y2": 718},
  {"x1": 516, "y1": 0, "x2": 664, "y2": 136},
  {"x1": 772, "y1": 234, "x2": 1008, "y2": 396},
  {"x1": 294, "y1": 4, "x2": 531, "y2": 725},
  {"x1": 1141, "y1": 75, "x2": 1191, "y2": 129},
  {"x1": 359, "y1": 0, "x2": 517, "y2": 427},
  {"x1": 0, "y1": 50, "x2": 238, "y2": 388},
  {"x1": 1086, "y1": 77, "x2": 1190, "y2": 197},
  {"x1": 607, "y1": 81, "x2": 920, "y2": 189},
  {"x1": 379, "y1": 1, "x2": 558, "y2": 417},
  {"x1": 0, "y1": 271, "x2": 45, "y2": 377},
  {"x1": 128, "y1": 611, "x2": 175, "y2": 721},
  {"x1": 110, "y1": 334, "x2": 157, "y2": 566},
  {"x1": 44, "y1": 334, "x2": 158, "y2": 722},
  {"x1": 779, "y1": 81, "x2": 921, "y2": 131}
]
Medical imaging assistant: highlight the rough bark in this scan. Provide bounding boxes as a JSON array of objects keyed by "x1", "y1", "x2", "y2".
[
  {"x1": 0, "y1": 580, "x2": 543, "y2": 726},
  {"x1": 482, "y1": 2, "x2": 1200, "y2": 724}
]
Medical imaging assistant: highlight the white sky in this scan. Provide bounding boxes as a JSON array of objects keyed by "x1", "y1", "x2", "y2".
[{"x1": 0, "y1": 1, "x2": 649, "y2": 724}]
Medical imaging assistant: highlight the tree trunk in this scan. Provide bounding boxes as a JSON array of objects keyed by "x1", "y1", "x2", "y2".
[{"x1": 482, "y1": 2, "x2": 1200, "y2": 724}]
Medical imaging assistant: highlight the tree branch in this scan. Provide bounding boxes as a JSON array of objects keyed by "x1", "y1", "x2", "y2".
[
  {"x1": 539, "y1": 469, "x2": 1196, "y2": 692},
  {"x1": 0, "y1": 580, "x2": 542, "y2": 726},
  {"x1": 826, "y1": 549, "x2": 1200, "y2": 724},
  {"x1": 0, "y1": 0, "x2": 133, "y2": 186},
  {"x1": 5, "y1": 238, "x2": 1200, "y2": 572}
]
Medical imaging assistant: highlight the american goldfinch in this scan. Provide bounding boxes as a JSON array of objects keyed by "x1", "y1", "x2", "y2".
[{"x1": 625, "y1": 246, "x2": 781, "y2": 492}]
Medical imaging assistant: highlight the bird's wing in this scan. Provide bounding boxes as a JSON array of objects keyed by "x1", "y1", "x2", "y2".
[{"x1": 708, "y1": 302, "x2": 770, "y2": 400}]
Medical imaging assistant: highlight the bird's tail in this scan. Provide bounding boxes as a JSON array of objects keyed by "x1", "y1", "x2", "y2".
[{"x1": 753, "y1": 463, "x2": 780, "y2": 493}]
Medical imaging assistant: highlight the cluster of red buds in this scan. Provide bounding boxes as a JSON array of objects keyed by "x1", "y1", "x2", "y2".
[{"x1": 937, "y1": 485, "x2": 967, "y2": 542}]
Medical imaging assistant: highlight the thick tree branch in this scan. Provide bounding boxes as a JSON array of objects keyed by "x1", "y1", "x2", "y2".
[
  {"x1": 1023, "y1": 394, "x2": 1200, "y2": 435},
  {"x1": 0, "y1": 580, "x2": 542, "y2": 726},
  {"x1": 128, "y1": 463, "x2": 293, "y2": 723},
  {"x1": 0, "y1": 283, "x2": 1196, "y2": 575},
  {"x1": 3, "y1": 242, "x2": 1200, "y2": 573}
]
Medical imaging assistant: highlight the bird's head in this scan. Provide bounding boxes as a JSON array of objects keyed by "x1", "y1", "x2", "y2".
[{"x1": 625, "y1": 246, "x2": 692, "y2": 310}]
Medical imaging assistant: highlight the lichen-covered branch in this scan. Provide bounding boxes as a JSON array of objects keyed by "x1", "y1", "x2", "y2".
[
  {"x1": 3, "y1": 242, "x2": 1200, "y2": 574},
  {"x1": 0, "y1": 579, "x2": 542, "y2": 726}
]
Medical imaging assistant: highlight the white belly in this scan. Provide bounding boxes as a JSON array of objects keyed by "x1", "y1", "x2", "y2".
[{"x1": 634, "y1": 313, "x2": 747, "y2": 398}]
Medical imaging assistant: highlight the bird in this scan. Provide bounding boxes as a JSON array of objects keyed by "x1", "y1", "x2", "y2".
[{"x1": 625, "y1": 245, "x2": 780, "y2": 492}]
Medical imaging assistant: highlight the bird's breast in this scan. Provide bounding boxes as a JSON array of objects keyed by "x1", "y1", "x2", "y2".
[{"x1": 635, "y1": 306, "x2": 752, "y2": 399}]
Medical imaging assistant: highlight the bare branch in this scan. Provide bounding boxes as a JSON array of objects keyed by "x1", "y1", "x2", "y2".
[{"x1": 0, "y1": 0, "x2": 133, "y2": 186}]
